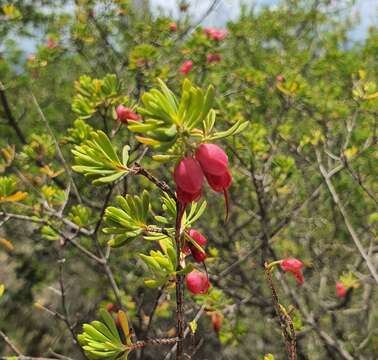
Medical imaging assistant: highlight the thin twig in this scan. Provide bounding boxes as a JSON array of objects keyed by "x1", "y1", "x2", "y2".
[
  {"x1": 0, "y1": 330, "x2": 22, "y2": 355},
  {"x1": 316, "y1": 149, "x2": 378, "y2": 284},
  {"x1": 30, "y1": 93, "x2": 82, "y2": 203},
  {"x1": 264, "y1": 265, "x2": 297, "y2": 360}
]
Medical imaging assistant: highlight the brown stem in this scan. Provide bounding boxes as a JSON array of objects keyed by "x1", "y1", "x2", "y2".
[
  {"x1": 0, "y1": 329, "x2": 22, "y2": 355},
  {"x1": 264, "y1": 264, "x2": 297, "y2": 360},
  {"x1": 132, "y1": 337, "x2": 179, "y2": 350},
  {"x1": 0, "y1": 84, "x2": 27, "y2": 144},
  {"x1": 132, "y1": 163, "x2": 177, "y2": 201},
  {"x1": 174, "y1": 203, "x2": 185, "y2": 360}
]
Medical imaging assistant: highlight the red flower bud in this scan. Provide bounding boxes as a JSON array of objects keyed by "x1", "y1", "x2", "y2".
[
  {"x1": 180, "y1": 60, "x2": 193, "y2": 75},
  {"x1": 204, "y1": 27, "x2": 227, "y2": 41},
  {"x1": 336, "y1": 282, "x2": 347, "y2": 298},
  {"x1": 186, "y1": 271, "x2": 210, "y2": 295},
  {"x1": 211, "y1": 312, "x2": 223, "y2": 335},
  {"x1": 169, "y1": 22, "x2": 177, "y2": 31},
  {"x1": 188, "y1": 229, "x2": 207, "y2": 263},
  {"x1": 280, "y1": 258, "x2": 304, "y2": 285},
  {"x1": 174, "y1": 157, "x2": 204, "y2": 205},
  {"x1": 207, "y1": 53, "x2": 222, "y2": 64},
  {"x1": 116, "y1": 105, "x2": 140, "y2": 124}
]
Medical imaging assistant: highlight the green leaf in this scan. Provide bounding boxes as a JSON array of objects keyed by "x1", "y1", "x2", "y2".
[
  {"x1": 208, "y1": 120, "x2": 249, "y2": 140},
  {"x1": 72, "y1": 130, "x2": 128, "y2": 185}
]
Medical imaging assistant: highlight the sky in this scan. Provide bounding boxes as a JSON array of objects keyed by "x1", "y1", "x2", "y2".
[{"x1": 151, "y1": 0, "x2": 377, "y2": 40}]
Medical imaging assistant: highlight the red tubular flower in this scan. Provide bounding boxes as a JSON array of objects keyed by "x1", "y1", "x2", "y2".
[
  {"x1": 188, "y1": 229, "x2": 207, "y2": 263},
  {"x1": 204, "y1": 27, "x2": 227, "y2": 41},
  {"x1": 186, "y1": 271, "x2": 210, "y2": 295},
  {"x1": 336, "y1": 282, "x2": 347, "y2": 298},
  {"x1": 211, "y1": 312, "x2": 223, "y2": 335},
  {"x1": 174, "y1": 157, "x2": 204, "y2": 205},
  {"x1": 180, "y1": 60, "x2": 193, "y2": 75},
  {"x1": 116, "y1": 105, "x2": 140, "y2": 124},
  {"x1": 195, "y1": 143, "x2": 228, "y2": 175},
  {"x1": 195, "y1": 143, "x2": 232, "y2": 220},
  {"x1": 169, "y1": 22, "x2": 177, "y2": 31},
  {"x1": 207, "y1": 53, "x2": 222, "y2": 64},
  {"x1": 280, "y1": 258, "x2": 304, "y2": 285}
]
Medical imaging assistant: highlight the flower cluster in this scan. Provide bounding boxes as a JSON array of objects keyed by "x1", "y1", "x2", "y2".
[
  {"x1": 204, "y1": 27, "x2": 227, "y2": 41},
  {"x1": 174, "y1": 143, "x2": 232, "y2": 211}
]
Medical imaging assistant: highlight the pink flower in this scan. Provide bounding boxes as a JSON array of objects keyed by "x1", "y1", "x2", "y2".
[
  {"x1": 336, "y1": 282, "x2": 347, "y2": 298},
  {"x1": 207, "y1": 53, "x2": 222, "y2": 64},
  {"x1": 47, "y1": 38, "x2": 57, "y2": 49},
  {"x1": 280, "y1": 258, "x2": 304, "y2": 285},
  {"x1": 174, "y1": 157, "x2": 204, "y2": 205},
  {"x1": 186, "y1": 271, "x2": 210, "y2": 294},
  {"x1": 204, "y1": 27, "x2": 227, "y2": 41},
  {"x1": 116, "y1": 105, "x2": 140, "y2": 124},
  {"x1": 276, "y1": 75, "x2": 285, "y2": 82},
  {"x1": 169, "y1": 22, "x2": 177, "y2": 31},
  {"x1": 187, "y1": 229, "x2": 207, "y2": 263},
  {"x1": 180, "y1": 60, "x2": 193, "y2": 75}
]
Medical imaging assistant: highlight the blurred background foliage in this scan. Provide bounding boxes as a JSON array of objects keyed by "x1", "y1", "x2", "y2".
[{"x1": 0, "y1": 0, "x2": 377, "y2": 359}]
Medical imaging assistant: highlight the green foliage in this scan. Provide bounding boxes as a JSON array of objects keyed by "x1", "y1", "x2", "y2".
[
  {"x1": 131, "y1": 79, "x2": 248, "y2": 156},
  {"x1": 40, "y1": 225, "x2": 60, "y2": 241},
  {"x1": 64, "y1": 119, "x2": 94, "y2": 145},
  {"x1": 68, "y1": 204, "x2": 92, "y2": 227},
  {"x1": 72, "y1": 74, "x2": 121, "y2": 119},
  {"x1": 139, "y1": 236, "x2": 178, "y2": 288},
  {"x1": 103, "y1": 191, "x2": 150, "y2": 247},
  {"x1": 72, "y1": 130, "x2": 130, "y2": 185},
  {"x1": 0, "y1": 176, "x2": 27, "y2": 203},
  {"x1": 78, "y1": 309, "x2": 132, "y2": 360}
]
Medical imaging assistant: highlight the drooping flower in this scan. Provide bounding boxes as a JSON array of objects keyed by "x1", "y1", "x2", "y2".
[
  {"x1": 195, "y1": 143, "x2": 232, "y2": 220},
  {"x1": 187, "y1": 229, "x2": 207, "y2": 263},
  {"x1": 180, "y1": 60, "x2": 193, "y2": 75},
  {"x1": 186, "y1": 271, "x2": 210, "y2": 294},
  {"x1": 204, "y1": 169, "x2": 232, "y2": 193},
  {"x1": 280, "y1": 258, "x2": 304, "y2": 285},
  {"x1": 174, "y1": 157, "x2": 204, "y2": 205},
  {"x1": 204, "y1": 27, "x2": 227, "y2": 41},
  {"x1": 211, "y1": 312, "x2": 223, "y2": 335},
  {"x1": 116, "y1": 105, "x2": 140, "y2": 124},
  {"x1": 207, "y1": 53, "x2": 222, "y2": 64},
  {"x1": 195, "y1": 143, "x2": 228, "y2": 175},
  {"x1": 169, "y1": 22, "x2": 177, "y2": 31},
  {"x1": 336, "y1": 282, "x2": 347, "y2": 298}
]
